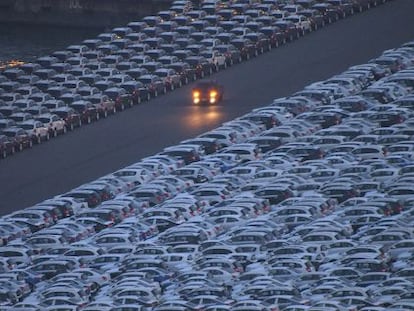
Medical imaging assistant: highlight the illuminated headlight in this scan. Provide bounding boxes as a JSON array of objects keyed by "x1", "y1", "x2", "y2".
[
  {"x1": 209, "y1": 90, "x2": 217, "y2": 104},
  {"x1": 194, "y1": 97, "x2": 200, "y2": 104}
]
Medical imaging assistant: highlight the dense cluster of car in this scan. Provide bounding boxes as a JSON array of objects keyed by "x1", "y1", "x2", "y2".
[
  {"x1": 2, "y1": 17, "x2": 414, "y2": 311},
  {"x1": 0, "y1": 0, "x2": 388, "y2": 159}
]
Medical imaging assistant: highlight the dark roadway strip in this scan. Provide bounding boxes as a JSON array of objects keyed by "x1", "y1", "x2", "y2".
[{"x1": 1, "y1": 0, "x2": 414, "y2": 216}]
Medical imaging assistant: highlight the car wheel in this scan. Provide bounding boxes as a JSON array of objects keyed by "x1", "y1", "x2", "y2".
[
  {"x1": 79, "y1": 119, "x2": 82, "y2": 127},
  {"x1": 29, "y1": 140, "x2": 33, "y2": 148},
  {"x1": 112, "y1": 106, "x2": 117, "y2": 114},
  {"x1": 223, "y1": 62, "x2": 227, "y2": 69},
  {"x1": 147, "y1": 93, "x2": 151, "y2": 101},
  {"x1": 37, "y1": 136, "x2": 41, "y2": 144},
  {"x1": 69, "y1": 123, "x2": 74, "y2": 131},
  {"x1": 63, "y1": 126, "x2": 67, "y2": 134},
  {"x1": 171, "y1": 83, "x2": 175, "y2": 91},
  {"x1": 179, "y1": 80, "x2": 182, "y2": 88},
  {"x1": 87, "y1": 116, "x2": 91, "y2": 124},
  {"x1": 137, "y1": 96, "x2": 141, "y2": 104},
  {"x1": 238, "y1": 56, "x2": 242, "y2": 63},
  {"x1": 289, "y1": 34, "x2": 293, "y2": 41},
  {"x1": 96, "y1": 113, "x2": 100, "y2": 120},
  {"x1": 154, "y1": 90, "x2": 158, "y2": 97},
  {"x1": 209, "y1": 67, "x2": 213, "y2": 75},
  {"x1": 18, "y1": 143, "x2": 23, "y2": 152},
  {"x1": 184, "y1": 77, "x2": 189, "y2": 84},
  {"x1": 201, "y1": 71, "x2": 205, "y2": 78},
  {"x1": 163, "y1": 86, "x2": 167, "y2": 94},
  {"x1": 104, "y1": 110, "x2": 108, "y2": 118},
  {"x1": 46, "y1": 132, "x2": 50, "y2": 140},
  {"x1": 53, "y1": 129, "x2": 58, "y2": 137},
  {"x1": 2, "y1": 150, "x2": 7, "y2": 159}
]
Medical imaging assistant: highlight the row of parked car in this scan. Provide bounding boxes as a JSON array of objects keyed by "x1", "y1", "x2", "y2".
[
  {"x1": 1, "y1": 26, "x2": 414, "y2": 311},
  {"x1": 0, "y1": 0, "x2": 388, "y2": 159}
]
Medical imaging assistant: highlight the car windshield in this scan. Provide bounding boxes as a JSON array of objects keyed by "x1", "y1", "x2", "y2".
[
  {"x1": 201, "y1": 52, "x2": 214, "y2": 58},
  {"x1": 156, "y1": 71, "x2": 169, "y2": 77},
  {"x1": 104, "y1": 91, "x2": 120, "y2": 99},
  {"x1": 53, "y1": 111, "x2": 68, "y2": 118},
  {"x1": 138, "y1": 78, "x2": 152, "y2": 84},
  {"x1": 2, "y1": 131, "x2": 17, "y2": 137},
  {"x1": 20, "y1": 124, "x2": 34, "y2": 130},
  {"x1": 195, "y1": 82, "x2": 216, "y2": 90},
  {"x1": 36, "y1": 117, "x2": 50, "y2": 123}
]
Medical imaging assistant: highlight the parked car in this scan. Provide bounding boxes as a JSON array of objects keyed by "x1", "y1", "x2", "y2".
[
  {"x1": 34, "y1": 113, "x2": 67, "y2": 136},
  {"x1": 0, "y1": 135, "x2": 15, "y2": 158},
  {"x1": 52, "y1": 106, "x2": 83, "y2": 131},
  {"x1": 1, "y1": 127, "x2": 33, "y2": 151},
  {"x1": 19, "y1": 119, "x2": 51, "y2": 143},
  {"x1": 70, "y1": 100, "x2": 100, "y2": 124},
  {"x1": 103, "y1": 87, "x2": 133, "y2": 111}
]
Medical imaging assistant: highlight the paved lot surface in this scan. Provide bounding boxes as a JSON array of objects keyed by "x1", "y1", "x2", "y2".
[{"x1": 1, "y1": 0, "x2": 414, "y2": 216}]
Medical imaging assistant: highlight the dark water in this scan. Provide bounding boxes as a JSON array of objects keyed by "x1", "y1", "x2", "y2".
[{"x1": 0, "y1": 23, "x2": 103, "y2": 68}]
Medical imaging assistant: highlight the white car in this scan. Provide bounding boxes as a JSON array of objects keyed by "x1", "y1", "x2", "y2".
[
  {"x1": 35, "y1": 113, "x2": 67, "y2": 136},
  {"x1": 285, "y1": 15, "x2": 312, "y2": 34},
  {"x1": 200, "y1": 49, "x2": 227, "y2": 70},
  {"x1": 111, "y1": 167, "x2": 153, "y2": 185},
  {"x1": 220, "y1": 143, "x2": 263, "y2": 162},
  {"x1": 19, "y1": 119, "x2": 51, "y2": 143}
]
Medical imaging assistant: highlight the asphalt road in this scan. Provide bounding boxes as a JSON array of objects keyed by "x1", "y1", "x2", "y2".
[{"x1": 1, "y1": 0, "x2": 414, "y2": 216}]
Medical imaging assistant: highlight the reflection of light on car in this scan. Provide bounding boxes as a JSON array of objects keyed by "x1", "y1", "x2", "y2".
[
  {"x1": 185, "y1": 106, "x2": 223, "y2": 129},
  {"x1": 0, "y1": 59, "x2": 25, "y2": 70}
]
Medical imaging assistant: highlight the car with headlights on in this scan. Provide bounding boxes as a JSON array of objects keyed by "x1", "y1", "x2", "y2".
[{"x1": 191, "y1": 80, "x2": 224, "y2": 105}]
